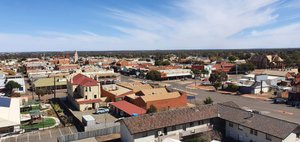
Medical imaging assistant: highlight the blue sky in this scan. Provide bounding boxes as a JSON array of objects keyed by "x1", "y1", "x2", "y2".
[{"x1": 0, "y1": 0, "x2": 300, "y2": 52}]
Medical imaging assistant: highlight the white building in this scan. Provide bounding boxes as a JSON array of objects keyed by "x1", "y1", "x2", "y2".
[
  {"x1": 120, "y1": 102, "x2": 300, "y2": 142},
  {"x1": 0, "y1": 97, "x2": 20, "y2": 135},
  {"x1": 0, "y1": 74, "x2": 26, "y2": 94}
]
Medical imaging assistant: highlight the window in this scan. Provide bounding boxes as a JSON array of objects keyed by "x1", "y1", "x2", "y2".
[
  {"x1": 142, "y1": 132, "x2": 148, "y2": 137},
  {"x1": 89, "y1": 87, "x2": 91, "y2": 91},
  {"x1": 229, "y1": 122, "x2": 233, "y2": 127},
  {"x1": 85, "y1": 96, "x2": 87, "y2": 99},
  {"x1": 198, "y1": 120, "x2": 203, "y2": 125},
  {"x1": 238, "y1": 125, "x2": 243, "y2": 131},
  {"x1": 190, "y1": 122, "x2": 194, "y2": 127},
  {"x1": 94, "y1": 95, "x2": 97, "y2": 98},
  {"x1": 172, "y1": 126, "x2": 176, "y2": 131},
  {"x1": 85, "y1": 87, "x2": 88, "y2": 92},
  {"x1": 250, "y1": 129, "x2": 258, "y2": 136},
  {"x1": 266, "y1": 134, "x2": 272, "y2": 141}
]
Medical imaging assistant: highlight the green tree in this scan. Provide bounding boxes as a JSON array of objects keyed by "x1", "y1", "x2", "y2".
[
  {"x1": 226, "y1": 84, "x2": 239, "y2": 92},
  {"x1": 155, "y1": 60, "x2": 170, "y2": 66},
  {"x1": 146, "y1": 70, "x2": 162, "y2": 81},
  {"x1": 5, "y1": 81, "x2": 21, "y2": 95},
  {"x1": 35, "y1": 88, "x2": 46, "y2": 101},
  {"x1": 203, "y1": 97, "x2": 213, "y2": 104},
  {"x1": 209, "y1": 72, "x2": 228, "y2": 84},
  {"x1": 146, "y1": 105, "x2": 157, "y2": 113},
  {"x1": 228, "y1": 56, "x2": 237, "y2": 62},
  {"x1": 213, "y1": 82, "x2": 222, "y2": 90}
]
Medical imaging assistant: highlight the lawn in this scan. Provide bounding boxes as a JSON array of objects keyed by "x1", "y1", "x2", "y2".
[{"x1": 21, "y1": 118, "x2": 56, "y2": 129}]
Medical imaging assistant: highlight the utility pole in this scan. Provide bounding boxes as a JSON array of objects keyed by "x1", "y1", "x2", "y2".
[{"x1": 53, "y1": 76, "x2": 56, "y2": 98}]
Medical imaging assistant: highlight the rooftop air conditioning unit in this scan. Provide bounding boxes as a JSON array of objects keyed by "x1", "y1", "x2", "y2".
[{"x1": 158, "y1": 131, "x2": 163, "y2": 136}]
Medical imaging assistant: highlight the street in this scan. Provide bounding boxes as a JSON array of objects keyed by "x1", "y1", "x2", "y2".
[{"x1": 121, "y1": 75, "x2": 300, "y2": 124}]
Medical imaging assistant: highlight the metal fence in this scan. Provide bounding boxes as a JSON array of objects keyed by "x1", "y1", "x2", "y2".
[{"x1": 57, "y1": 125, "x2": 120, "y2": 142}]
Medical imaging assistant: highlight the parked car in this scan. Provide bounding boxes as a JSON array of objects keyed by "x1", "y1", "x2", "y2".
[
  {"x1": 95, "y1": 107, "x2": 109, "y2": 114},
  {"x1": 273, "y1": 98, "x2": 287, "y2": 104},
  {"x1": 295, "y1": 103, "x2": 300, "y2": 109}
]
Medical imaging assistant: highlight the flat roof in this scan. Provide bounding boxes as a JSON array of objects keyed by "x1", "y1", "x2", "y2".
[
  {"x1": 102, "y1": 84, "x2": 132, "y2": 96},
  {"x1": 82, "y1": 115, "x2": 95, "y2": 121}
]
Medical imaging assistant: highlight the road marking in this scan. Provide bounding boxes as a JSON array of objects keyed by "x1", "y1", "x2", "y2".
[
  {"x1": 38, "y1": 132, "x2": 41, "y2": 140},
  {"x1": 59, "y1": 128, "x2": 63, "y2": 136},
  {"x1": 49, "y1": 130, "x2": 52, "y2": 138},
  {"x1": 68, "y1": 127, "x2": 73, "y2": 134}
]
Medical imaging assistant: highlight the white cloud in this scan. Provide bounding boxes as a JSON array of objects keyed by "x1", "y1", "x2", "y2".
[{"x1": 0, "y1": 0, "x2": 300, "y2": 52}]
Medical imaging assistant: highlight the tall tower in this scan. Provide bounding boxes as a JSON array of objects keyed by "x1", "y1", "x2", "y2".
[{"x1": 74, "y1": 50, "x2": 78, "y2": 63}]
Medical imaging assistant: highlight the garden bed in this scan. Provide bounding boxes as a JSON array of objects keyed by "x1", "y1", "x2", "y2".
[{"x1": 21, "y1": 117, "x2": 56, "y2": 129}]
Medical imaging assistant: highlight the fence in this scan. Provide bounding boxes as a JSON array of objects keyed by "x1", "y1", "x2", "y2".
[{"x1": 57, "y1": 125, "x2": 120, "y2": 142}]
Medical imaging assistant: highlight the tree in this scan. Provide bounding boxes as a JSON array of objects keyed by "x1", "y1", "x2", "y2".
[
  {"x1": 5, "y1": 81, "x2": 21, "y2": 95},
  {"x1": 146, "y1": 70, "x2": 162, "y2": 81},
  {"x1": 192, "y1": 69, "x2": 201, "y2": 76},
  {"x1": 203, "y1": 97, "x2": 213, "y2": 104},
  {"x1": 213, "y1": 82, "x2": 222, "y2": 90},
  {"x1": 35, "y1": 88, "x2": 46, "y2": 101},
  {"x1": 209, "y1": 72, "x2": 228, "y2": 84},
  {"x1": 228, "y1": 56, "x2": 237, "y2": 62},
  {"x1": 146, "y1": 105, "x2": 157, "y2": 113},
  {"x1": 155, "y1": 60, "x2": 170, "y2": 66}
]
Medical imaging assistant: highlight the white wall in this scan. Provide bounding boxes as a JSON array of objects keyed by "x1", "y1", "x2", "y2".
[
  {"x1": 120, "y1": 122, "x2": 134, "y2": 142},
  {"x1": 225, "y1": 121, "x2": 282, "y2": 142}
]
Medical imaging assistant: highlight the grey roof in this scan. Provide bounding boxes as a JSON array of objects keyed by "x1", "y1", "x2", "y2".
[
  {"x1": 123, "y1": 102, "x2": 299, "y2": 139},
  {"x1": 218, "y1": 104, "x2": 299, "y2": 139}
]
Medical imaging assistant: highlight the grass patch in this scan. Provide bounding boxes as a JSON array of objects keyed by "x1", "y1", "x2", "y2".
[{"x1": 21, "y1": 118, "x2": 56, "y2": 129}]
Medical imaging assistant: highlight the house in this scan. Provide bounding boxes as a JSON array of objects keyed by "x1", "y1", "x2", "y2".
[
  {"x1": 120, "y1": 102, "x2": 300, "y2": 142},
  {"x1": 67, "y1": 74, "x2": 106, "y2": 111},
  {"x1": 125, "y1": 88, "x2": 187, "y2": 111},
  {"x1": 213, "y1": 61, "x2": 235, "y2": 73},
  {"x1": 0, "y1": 97, "x2": 20, "y2": 134},
  {"x1": 5, "y1": 75, "x2": 26, "y2": 94},
  {"x1": 249, "y1": 54, "x2": 284, "y2": 69},
  {"x1": 56, "y1": 64, "x2": 80, "y2": 71}
]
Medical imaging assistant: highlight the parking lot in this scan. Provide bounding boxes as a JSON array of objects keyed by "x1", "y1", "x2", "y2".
[{"x1": 0, "y1": 126, "x2": 77, "y2": 142}]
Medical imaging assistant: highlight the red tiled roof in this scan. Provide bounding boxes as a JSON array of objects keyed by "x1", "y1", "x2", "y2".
[
  {"x1": 72, "y1": 74, "x2": 98, "y2": 86},
  {"x1": 111, "y1": 100, "x2": 146, "y2": 115},
  {"x1": 76, "y1": 99, "x2": 102, "y2": 104}
]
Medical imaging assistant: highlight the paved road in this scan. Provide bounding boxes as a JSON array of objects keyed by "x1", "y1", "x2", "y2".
[
  {"x1": 121, "y1": 75, "x2": 300, "y2": 124},
  {"x1": 0, "y1": 126, "x2": 77, "y2": 142}
]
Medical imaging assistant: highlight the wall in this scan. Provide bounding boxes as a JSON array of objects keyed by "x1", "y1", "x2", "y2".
[
  {"x1": 225, "y1": 121, "x2": 282, "y2": 142},
  {"x1": 126, "y1": 119, "x2": 212, "y2": 142}
]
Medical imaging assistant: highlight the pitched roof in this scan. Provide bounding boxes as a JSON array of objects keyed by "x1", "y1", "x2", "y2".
[
  {"x1": 111, "y1": 100, "x2": 146, "y2": 115},
  {"x1": 218, "y1": 104, "x2": 299, "y2": 139},
  {"x1": 72, "y1": 74, "x2": 98, "y2": 87},
  {"x1": 123, "y1": 102, "x2": 299, "y2": 139},
  {"x1": 122, "y1": 104, "x2": 218, "y2": 134}
]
